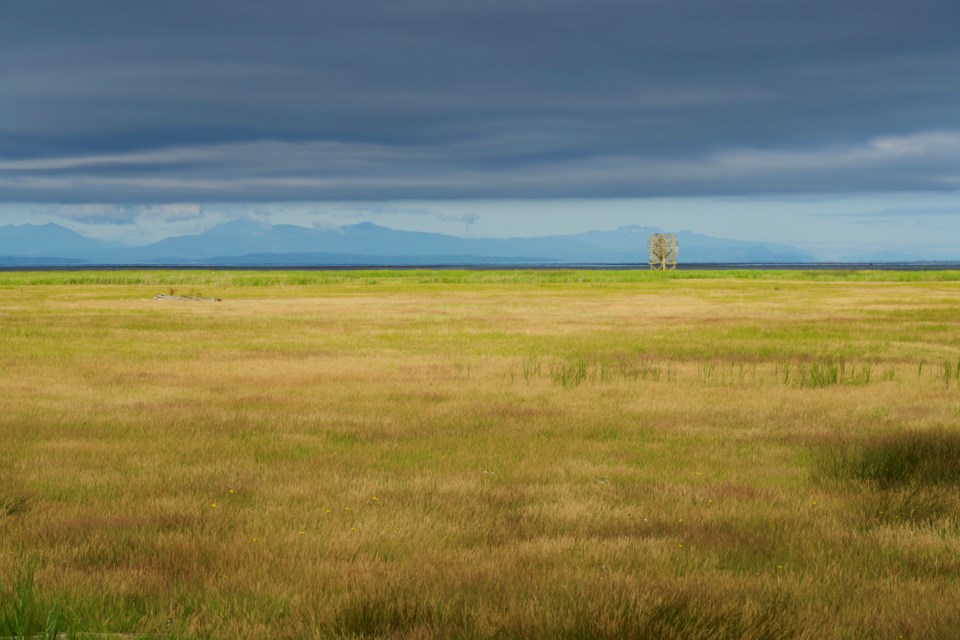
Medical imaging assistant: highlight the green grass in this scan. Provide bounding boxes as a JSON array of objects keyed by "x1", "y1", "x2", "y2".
[{"x1": 2, "y1": 267, "x2": 960, "y2": 288}]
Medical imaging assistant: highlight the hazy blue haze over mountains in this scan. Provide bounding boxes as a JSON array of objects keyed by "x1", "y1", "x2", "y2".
[
  {"x1": 0, "y1": 223, "x2": 108, "y2": 255},
  {"x1": 0, "y1": 220, "x2": 843, "y2": 265}
]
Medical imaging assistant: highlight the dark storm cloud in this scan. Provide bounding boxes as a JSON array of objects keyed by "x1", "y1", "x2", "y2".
[{"x1": 1, "y1": 0, "x2": 959, "y2": 204}]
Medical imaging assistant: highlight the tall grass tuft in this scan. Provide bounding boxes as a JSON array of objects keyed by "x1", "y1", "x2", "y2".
[
  {"x1": 2, "y1": 559, "x2": 67, "y2": 640},
  {"x1": 943, "y1": 358, "x2": 960, "y2": 388},
  {"x1": 522, "y1": 356, "x2": 541, "y2": 384},
  {"x1": 539, "y1": 355, "x2": 663, "y2": 388},
  {"x1": 3, "y1": 561, "x2": 34, "y2": 639},
  {"x1": 778, "y1": 359, "x2": 872, "y2": 388},
  {"x1": 550, "y1": 357, "x2": 590, "y2": 388}
]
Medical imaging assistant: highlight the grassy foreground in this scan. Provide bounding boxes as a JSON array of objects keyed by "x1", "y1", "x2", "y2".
[{"x1": 2, "y1": 269, "x2": 960, "y2": 639}]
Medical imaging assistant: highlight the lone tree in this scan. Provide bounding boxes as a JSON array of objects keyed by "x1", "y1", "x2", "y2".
[{"x1": 648, "y1": 233, "x2": 678, "y2": 270}]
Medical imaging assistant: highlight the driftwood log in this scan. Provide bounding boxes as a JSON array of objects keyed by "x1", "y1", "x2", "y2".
[{"x1": 154, "y1": 294, "x2": 222, "y2": 302}]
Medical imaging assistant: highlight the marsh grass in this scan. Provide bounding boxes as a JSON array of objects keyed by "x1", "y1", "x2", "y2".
[
  {"x1": 3, "y1": 267, "x2": 960, "y2": 288},
  {"x1": 814, "y1": 430, "x2": 960, "y2": 530},
  {"x1": 2, "y1": 269, "x2": 960, "y2": 638},
  {"x1": 323, "y1": 586, "x2": 799, "y2": 639},
  {"x1": 815, "y1": 429, "x2": 960, "y2": 490},
  {"x1": 860, "y1": 486, "x2": 960, "y2": 526}
]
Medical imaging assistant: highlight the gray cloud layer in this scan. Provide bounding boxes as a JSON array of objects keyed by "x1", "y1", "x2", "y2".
[{"x1": 2, "y1": 0, "x2": 959, "y2": 203}]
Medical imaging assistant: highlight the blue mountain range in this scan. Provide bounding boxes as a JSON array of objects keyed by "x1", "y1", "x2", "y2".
[{"x1": 0, "y1": 220, "x2": 823, "y2": 265}]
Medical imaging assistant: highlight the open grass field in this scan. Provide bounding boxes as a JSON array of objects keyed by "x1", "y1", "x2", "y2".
[{"x1": 2, "y1": 269, "x2": 960, "y2": 639}]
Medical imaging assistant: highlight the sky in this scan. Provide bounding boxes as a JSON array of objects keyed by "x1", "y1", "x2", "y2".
[{"x1": 2, "y1": 0, "x2": 959, "y2": 257}]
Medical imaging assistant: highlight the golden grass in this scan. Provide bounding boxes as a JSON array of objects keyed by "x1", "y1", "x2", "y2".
[{"x1": 1, "y1": 271, "x2": 959, "y2": 638}]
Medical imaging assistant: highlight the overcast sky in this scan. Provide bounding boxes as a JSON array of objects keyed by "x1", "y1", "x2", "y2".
[{"x1": 2, "y1": 0, "x2": 959, "y2": 256}]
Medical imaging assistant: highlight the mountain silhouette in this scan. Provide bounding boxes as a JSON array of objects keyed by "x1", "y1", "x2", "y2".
[
  {"x1": 0, "y1": 221, "x2": 817, "y2": 265},
  {"x1": 0, "y1": 223, "x2": 109, "y2": 256}
]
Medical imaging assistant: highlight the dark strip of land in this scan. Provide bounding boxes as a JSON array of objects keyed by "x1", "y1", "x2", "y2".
[{"x1": 1, "y1": 262, "x2": 959, "y2": 272}]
